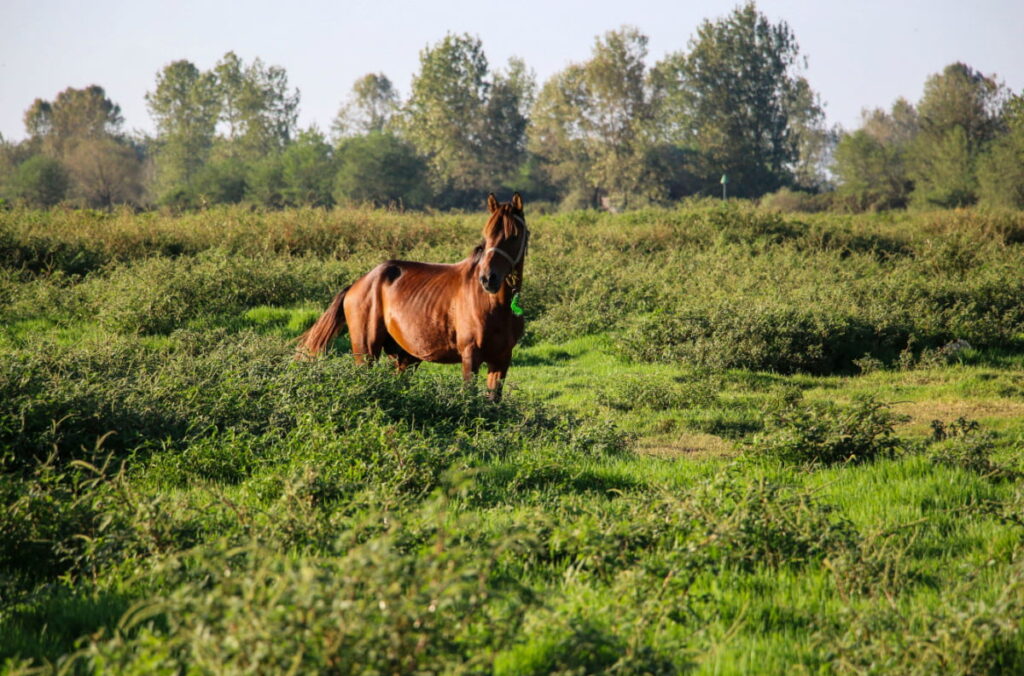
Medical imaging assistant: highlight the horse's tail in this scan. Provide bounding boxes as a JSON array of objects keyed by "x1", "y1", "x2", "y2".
[{"x1": 296, "y1": 286, "x2": 350, "y2": 358}]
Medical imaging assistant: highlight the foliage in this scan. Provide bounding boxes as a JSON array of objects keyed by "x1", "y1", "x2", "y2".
[
  {"x1": 530, "y1": 27, "x2": 662, "y2": 209},
  {"x1": 928, "y1": 418, "x2": 1018, "y2": 481},
  {"x1": 332, "y1": 72, "x2": 400, "y2": 139},
  {"x1": 3, "y1": 205, "x2": 1024, "y2": 672},
  {"x1": 977, "y1": 96, "x2": 1024, "y2": 208},
  {"x1": 146, "y1": 60, "x2": 221, "y2": 199},
  {"x1": 909, "y1": 62, "x2": 1005, "y2": 207},
  {"x1": 656, "y1": 2, "x2": 825, "y2": 197},
  {"x1": 23, "y1": 85, "x2": 124, "y2": 158},
  {"x1": 746, "y1": 395, "x2": 906, "y2": 465},
  {"x1": 833, "y1": 100, "x2": 918, "y2": 211},
  {"x1": 280, "y1": 128, "x2": 335, "y2": 207},
  {"x1": 212, "y1": 51, "x2": 299, "y2": 159},
  {"x1": 7, "y1": 20, "x2": 1023, "y2": 213},
  {"x1": 402, "y1": 33, "x2": 532, "y2": 204},
  {"x1": 334, "y1": 131, "x2": 428, "y2": 207},
  {"x1": 11, "y1": 155, "x2": 69, "y2": 207}
]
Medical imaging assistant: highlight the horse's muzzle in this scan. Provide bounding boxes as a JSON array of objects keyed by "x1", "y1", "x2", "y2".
[{"x1": 480, "y1": 273, "x2": 501, "y2": 294}]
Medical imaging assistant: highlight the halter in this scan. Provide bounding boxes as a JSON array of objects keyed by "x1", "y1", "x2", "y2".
[{"x1": 485, "y1": 214, "x2": 529, "y2": 267}]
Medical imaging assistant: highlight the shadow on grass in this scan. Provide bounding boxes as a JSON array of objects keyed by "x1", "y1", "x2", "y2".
[{"x1": 0, "y1": 588, "x2": 136, "y2": 666}]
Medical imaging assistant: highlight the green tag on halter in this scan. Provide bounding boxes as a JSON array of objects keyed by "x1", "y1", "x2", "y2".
[{"x1": 510, "y1": 292, "x2": 524, "y2": 316}]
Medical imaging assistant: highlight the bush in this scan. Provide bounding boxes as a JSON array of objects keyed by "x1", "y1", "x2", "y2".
[
  {"x1": 79, "y1": 530, "x2": 530, "y2": 674},
  {"x1": 746, "y1": 395, "x2": 906, "y2": 465},
  {"x1": 927, "y1": 418, "x2": 1018, "y2": 481},
  {"x1": 597, "y1": 374, "x2": 717, "y2": 411},
  {"x1": 617, "y1": 305, "x2": 885, "y2": 375},
  {"x1": 760, "y1": 187, "x2": 833, "y2": 213},
  {"x1": 80, "y1": 251, "x2": 336, "y2": 334}
]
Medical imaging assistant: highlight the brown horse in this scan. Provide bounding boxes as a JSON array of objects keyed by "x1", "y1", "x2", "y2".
[{"x1": 298, "y1": 192, "x2": 528, "y2": 400}]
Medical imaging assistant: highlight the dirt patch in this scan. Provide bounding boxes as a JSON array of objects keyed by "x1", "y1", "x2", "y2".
[
  {"x1": 893, "y1": 399, "x2": 1024, "y2": 434},
  {"x1": 637, "y1": 432, "x2": 735, "y2": 459}
]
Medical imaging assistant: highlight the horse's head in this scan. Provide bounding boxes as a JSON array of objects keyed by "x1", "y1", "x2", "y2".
[{"x1": 478, "y1": 192, "x2": 528, "y2": 294}]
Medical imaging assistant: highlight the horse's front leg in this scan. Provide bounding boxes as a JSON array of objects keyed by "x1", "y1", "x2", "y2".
[
  {"x1": 485, "y1": 355, "x2": 511, "y2": 402},
  {"x1": 460, "y1": 346, "x2": 482, "y2": 384}
]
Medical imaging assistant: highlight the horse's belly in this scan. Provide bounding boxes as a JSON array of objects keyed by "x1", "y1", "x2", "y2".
[{"x1": 385, "y1": 315, "x2": 458, "y2": 363}]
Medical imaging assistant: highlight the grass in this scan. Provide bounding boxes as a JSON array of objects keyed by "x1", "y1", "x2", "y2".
[{"x1": 2, "y1": 203, "x2": 1024, "y2": 673}]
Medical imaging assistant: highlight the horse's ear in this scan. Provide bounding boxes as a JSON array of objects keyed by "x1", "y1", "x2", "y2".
[
  {"x1": 487, "y1": 193, "x2": 499, "y2": 213},
  {"x1": 511, "y1": 192, "x2": 523, "y2": 211}
]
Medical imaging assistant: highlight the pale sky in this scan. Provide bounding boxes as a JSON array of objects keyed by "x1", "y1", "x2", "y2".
[{"x1": 1, "y1": 0, "x2": 1022, "y2": 142}]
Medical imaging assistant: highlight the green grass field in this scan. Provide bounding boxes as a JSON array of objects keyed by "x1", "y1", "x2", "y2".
[{"x1": 2, "y1": 202, "x2": 1024, "y2": 673}]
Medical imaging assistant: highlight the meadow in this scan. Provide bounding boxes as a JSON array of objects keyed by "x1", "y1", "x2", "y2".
[{"x1": 2, "y1": 201, "x2": 1024, "y2": 674}]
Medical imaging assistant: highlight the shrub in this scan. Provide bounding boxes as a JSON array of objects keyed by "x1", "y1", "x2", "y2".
[
  {"x1": 597, "y1": 374, "x2": 718, "y2": 411},
  {"x1": 928, "y1": 418, "x2": 1018, "y2": 481},
  {"x1": 80, "y1": 251, "x2": 335, "y2": 334},
  {"x1": 79, "y1": 530, "x2": 530, "y2": 674},
  {"x1": 746, "y1": 395, "x2": 906, "y2": 465},
  {"x1": 617, "y1": 305, "x2": 885, "y2": 375}
]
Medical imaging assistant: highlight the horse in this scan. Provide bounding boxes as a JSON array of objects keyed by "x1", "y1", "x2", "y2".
[{"x1": 298, "y1": 192, "x2": 529, "y2": 401}]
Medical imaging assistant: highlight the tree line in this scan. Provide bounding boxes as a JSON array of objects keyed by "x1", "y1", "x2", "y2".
[{"x1": 1, "y1": 3, "x2": 1022, "y2": 212}]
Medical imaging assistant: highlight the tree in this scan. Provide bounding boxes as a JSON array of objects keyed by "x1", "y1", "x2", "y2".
[
  {"x1": 833, "y1": 99, "x2": 918, "y2": 210},
  {"x1": 909, "y1": 63, "x2": 1004, "y2": 207},
  {"x1": 530, "y1": 27, "x2": 662, "y2": 209},
  {"x1": 146, "y1": 60, "x2": 221, "y2": 199},
  {"x1": 212, "y1": 51, "x2": 299, "y2": 159},
  {"x1": 334, "y1": 132, "x2": 428, "y2": 208},
  {"x1": 24, "y1": 85, "x2": 123, "y2": 157},
  {"x1": 910, "y1": 125, "x2": 977, "y2": 208},
  {"x1": 656, "y1": 2, "x2": 824, "y2": 197},
  {"x1": 21, "y1": 85, "x2": 143, "y2": 207},
  {"x1": 403, "y1": 34, "x2": 531, "y2": 203},
  {"x1": 63, "y1": 137, "x2": 143, "y2": 207},
  {"x1": 281, "y1": 128, "x2": 335, "y2": 207},
  {"x1": 977, "y1": 94, "x2": 1024, "y2": 208},
  {"x1": 482, "y1": 57, "x2": 535, "y2": 184},
  {"x1": 13, "y1": 155, "x2": 69, "y2": 207},
  {"x1": 332, "y1": 73, "x2": 400, "y2": 139},
  {"x1": 916, "y1": 63, "x2": 1003, "y2": 153},
  {"x1": 529, "y1": 67, "x2": 593, "y2": 207}
]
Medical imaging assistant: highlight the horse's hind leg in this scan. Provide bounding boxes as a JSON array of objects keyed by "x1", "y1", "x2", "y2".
[{"x1": 382, "y1": 334, "x2": 421, "y2": 372}]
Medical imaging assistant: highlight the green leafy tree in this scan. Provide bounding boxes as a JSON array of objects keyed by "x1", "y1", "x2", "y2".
[
  {"x1": 13, "y1": 155, "x2": 70, "y2": 207},
  {"x1": 332, "y1": 73, "x2": 400, "y2": 139},
  {"x1": 20, "y1": 85, "x2": 143, "y2": 207},
  {"x1": 146, "y1": 60, "x2": 221, "y2": 201},
  {"x1": 247, "y1": 155, "x2": 286, "y2": 208},
  {"x1": 212, "y1": 51, "x2": 299, "y2": 159},
  {"x1": 63, "y1": 137, "x2": 143, "y2": 207},
  {"x1": 911, "y1": 125, "x2": 977, "y2": 208},
  {"x1": 530, "y1": 27, "x2": 661, "y2": 209},
  {"x1": 833, "y1": 99, "x2": 918, "y2": 210},
  {"x1": 403, "y1": 34, "x2": 531, "y2": 203},
  {"x1": 528, "y1": 67, "x2": 594, "y2": 207},
  {"x1": 23, "y1": 85, "x2": 123, "y2": 157},
  {"x1": 334, "y1": 132, "x2": 428, "y2": 208},
  {"x1": 977, "y1": 95, "x2": 1024, "y2": 208},
  {"x1": 909, "y1": 63, "x2": 1004, "y2": 207},
  {"x1": 281, "y1": 128, "x2": 335, "y2": 207},
  {"x1": 656, "y1": 2, "x2": 824, "y2": 197}
]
